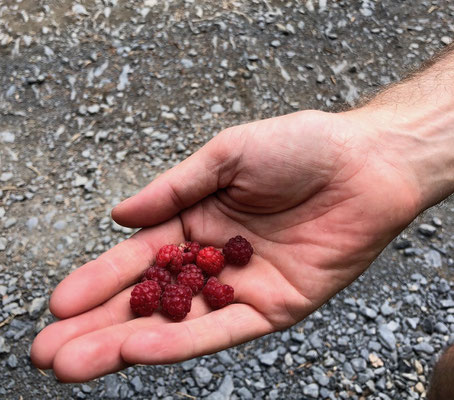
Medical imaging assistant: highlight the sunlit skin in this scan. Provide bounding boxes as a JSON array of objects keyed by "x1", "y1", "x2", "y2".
[{"x1": 30, "y1": 109, "x2": 423, "y2": 382}]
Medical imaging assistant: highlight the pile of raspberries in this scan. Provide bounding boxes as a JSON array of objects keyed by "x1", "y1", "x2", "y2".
[{"x1": 129, "y1": 235, "x2": 253, "y2": 320}]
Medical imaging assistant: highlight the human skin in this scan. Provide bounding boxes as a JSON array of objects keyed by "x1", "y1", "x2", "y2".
[{"x1": 31, "y1": 47, "x2": 454, "y2": 383}]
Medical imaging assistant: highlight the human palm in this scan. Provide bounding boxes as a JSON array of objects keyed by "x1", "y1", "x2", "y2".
[{"x1": 31, "y1": 109, "x2": 419, "y2": 382}]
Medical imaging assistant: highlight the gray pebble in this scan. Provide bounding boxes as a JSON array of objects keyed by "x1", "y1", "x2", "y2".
[
  {"x1": 425, "y1": 250, "x2": 442, "y2": 268},
  {"x1": 0, "y1": 336, "x2": 10, "y2": 354},
  {"x1": 192, "y1": 366, "x2": 212, "y2": 387},
  {"x1": 53, "y1": 220, "x2": 67, "y2": 230},
  {"x1": 210, "y1": 104, "x2": 225, "y2": 113},
  {"x1": 28, "y1": 297, "x2": 47, "y2": 319},
  {"x1": 413, "y1": 342, "x2": 434, "y2": 354},
  {"x1": 7, "y1": 354, "x2": 18, "y2": 368},
  {"x1": 0, "y1": 131, "x2": 15, "y2": 143},
  {"x1": 130, "y1": 376, "x2": 143, "y2": 392},
  {"x1": 259, "y1": 350, "x2": 278, "y2": 366},
  {"x1": 351, "y1": 357, "x2": 367, "y2": 372},
  {"x1": 378, "y1": 325, "x2": 396, "y2": 351},
  {"x1": 303, "y1": 383, "x2": 319, "y2": 398},
  {"x1": 0, "y1": 172, "x2": 13, "y2": 182},
  {"x1": 237, "y1": 387, "x2": 253, "y2": 399},
  {"x1": 0, "y1": 238, "x2": 6, "y2": 251},
  {"x1": 26, "y1": 217, "x2": 39, "y2": 230},
  {"x1": 418, "y1": 224, "x2": 437, "y2": 236}
]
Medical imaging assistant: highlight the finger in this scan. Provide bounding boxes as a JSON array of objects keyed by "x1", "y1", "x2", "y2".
[
  {"x1": 121, "y1": 304, "x2": 273, "y2": 365},
  {"x1": 31, "y1": 287, "x2": 134, "y2": 370},
  {"x1": 52, "y1": 296, "x2": 211, "y2": 382},
  {"x1": 111, "y1": 131, "x2": 241, "y2": 228},
  {"x1": 50, "y1": 217, "x2": 184, "y2": 319}
]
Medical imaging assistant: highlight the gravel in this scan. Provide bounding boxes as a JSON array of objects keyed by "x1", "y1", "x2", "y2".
[{"x1": 0, "y1": 1, "x2": 453, "y2": 399}]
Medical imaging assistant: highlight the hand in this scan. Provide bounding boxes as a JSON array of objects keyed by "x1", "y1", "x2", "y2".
[{"x1": 31, "y1": 109, "x2": 421, "y2": 382}]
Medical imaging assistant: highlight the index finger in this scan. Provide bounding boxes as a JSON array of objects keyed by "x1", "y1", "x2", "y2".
[{"x1": 50, "y1": 217, "x2": 185, "y2": 319}]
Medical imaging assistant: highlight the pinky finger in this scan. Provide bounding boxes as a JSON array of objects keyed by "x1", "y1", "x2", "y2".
[{"x1": 120, "y1": 304, "x2": 274, "y2": 365}]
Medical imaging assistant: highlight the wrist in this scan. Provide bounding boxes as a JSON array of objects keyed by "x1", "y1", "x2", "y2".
[{"x1": 349, "y1": 103, "x2": 454, "y2": 214}]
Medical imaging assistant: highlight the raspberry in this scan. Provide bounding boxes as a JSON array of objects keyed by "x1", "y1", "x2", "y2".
[
  {"x1": 177, "y1": 264, "x2": 204, "y2": 295},
  {"x1": 142, "y1": 265, "x2": 172, "y2": 289},
  {"x1": 196, "y1": 246, "x2": 224, "y2": 275},
  {"x1": 130, "y1": 280, "x2": 162, "y2": 317},
  {"x1": 161, "y1": 284, "x2": 192, "y2": 320},
  {"x1": 202, "y1": 277, "x2": 234, "y2": 309},
  {"x1": 155, "y1": 244, "x2": 183, "y2": 274},
  {"x1": 223, "y1": 235, "x2": 253, "y2": 266},
  {"x1": 179, "y1": 241, "x2": 201, "y2": 265}
]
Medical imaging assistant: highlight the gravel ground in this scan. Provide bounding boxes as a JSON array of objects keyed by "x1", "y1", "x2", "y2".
[{"x1": 1, "y1": 0, "x2": 454, "y2": 399}]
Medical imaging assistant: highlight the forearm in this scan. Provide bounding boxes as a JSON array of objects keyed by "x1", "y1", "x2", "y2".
[{"x1": 352, "y1": 45, "x2": 454, "y2": 213}]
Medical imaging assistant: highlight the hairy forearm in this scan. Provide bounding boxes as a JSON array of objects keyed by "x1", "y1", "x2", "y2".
[{"x1": 352, "y1": 45, "x2": 454, "y2": 213}]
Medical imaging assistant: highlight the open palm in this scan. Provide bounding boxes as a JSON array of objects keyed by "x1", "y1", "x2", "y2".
[{"x1": 31, "y1": 109, "x2": 420, "y2": 382}]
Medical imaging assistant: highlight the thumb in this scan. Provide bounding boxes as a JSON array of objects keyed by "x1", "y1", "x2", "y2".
[{"x1": 111, "y1": 130, "x2": 240, "y2": 228}]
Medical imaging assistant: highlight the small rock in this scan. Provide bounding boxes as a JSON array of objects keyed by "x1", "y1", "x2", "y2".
[
  {"x1": 0, "y1": 336, "x2": 10, "y2": 353},
  {"x1": 316, "y1": 74, "x2": 326, "y2": 83},
  {"x1": 211, "y1": 104, "x2": 225, "y2": 113},
  {"x1": 378, "y1": 324, "x2": 396, "y2": 351},
  {"x1": 415, "y1": 382, "x2": 425, "y2": 394},
  {"x1": 237, "y1": 387, "x2": 253, "y2": 399},
  {"x1": 0, "y1": 131, "x2": 15, "y2": 143},
  {"x1": 414, "y1": 360, "x2": 424, "y2": 375},
  {"x1": 361, "y1": 307, "x2": 377, "y2": 319},
  {"x1": 192, "y1": 366, "x2": 212, "y2": 387},
  {"x1": 0, "y1": 172, "x2": 13, "y2": 182},
  {"x1": 418, "y1": 224, "x2": 437, "y2": 236},
  {"x1": 73, "y1": 4, "x2": 89, "y2": 15},
  {"x1": 232, "y1": 100, "x2": 242, "y2": 113},
  {"x1": 7, "y1": 354, "x2": 17, "y2": 368},
  {"x1": 441, "y1": 36, "x2": 452, "y2": 45},
  {"x1": 26, "y1": 217, "x2": 39, "y2": 230},
  {"x1": 130, "y1": 376, "x2": 143, "y2": 392},
  {"x1": 380, "y1": 301, "x2": 394, "y2": 316},
  {"x1": 5, "y1": 218, "x2": 17, "y2": 229},
  {"x1": 28, "y1": 297, "x2": 47, "y2": 319},
  {"x1": 393, "y1": 238, "x2": 411, "y2": 249},
  {"x1": 413, "y1": 342, "x2": 434, "y2": 355},
  {"x1": 351, "y1": 357, "x2": 367, "y2": 372},
  {"x1": 87, "y1": 104, "x2": 101, "y2": 114},
  {"x1": 303, "y1": 383, "x2": 319, "y2": 398},
  {"x1": 53, "y1": 220, "x2": 67, "y2": 230},
  {"x1": 369, "y1": 353, "x2": 384, "y2": 368},
  {"x1": 73, "y1": 174, "x2": 88, "y2": 187},
  {"x1": 435, "y1": 322, "x2": 448, "y2": 334},
  {"x1": 181, "y1": 58, "x2": 194, "y2": 68},
  {"x1": 440, "y1": 299, "x2": 454, "y2": 308},
  {"x1": 259, "y1": 350, "x2": 278, "y2": 366},
  {"x1": 0, "y1": 237, "x2": 6, "y2": 251},
  {"x1": 425, "y1": 250, "x2": 442, "y2": 268}
]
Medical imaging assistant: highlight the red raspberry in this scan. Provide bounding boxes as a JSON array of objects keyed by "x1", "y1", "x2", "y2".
[
  {"x1": 197, "y1": 246, "x2": 224, "y2": 275},
  {"x1": 130, "y1": 280, "x2": 162, "y2": 317},
  {"x1": 161, "y1": 284, "x2": 192, "y2": 320},
  {"x1": 179, "y1": 241, "x2": 201, "y2": 265},
  {"x1": 142, "y1": 265, "x2": 172, "y2": 289},
  {"x1": 223, "y1": 235, "x2": 253, "y2": 266},
  {"x1": 155, "y1": 244, "x2": 183, "y2": 274},
  {"x1": 177, "y1": 264, "x2": 204, "y2": 295},
  {"x1": 202, "y1": 277, "x2": 234, "y2": 309}
]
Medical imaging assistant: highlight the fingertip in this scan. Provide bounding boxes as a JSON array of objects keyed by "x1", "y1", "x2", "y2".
[{"x1": 30, "y1": 327, "x2": 54, "y2": 370}]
